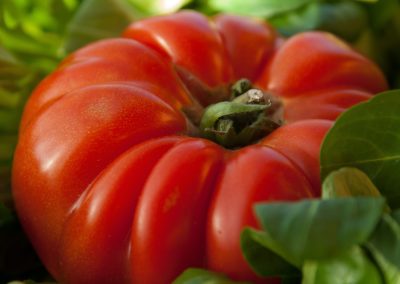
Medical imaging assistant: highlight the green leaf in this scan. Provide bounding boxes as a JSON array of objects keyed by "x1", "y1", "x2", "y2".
[
  {"x1": 172, "y1": 268, "x2": 250, "y2": 284},
  {"x1": 321, "y1": 90, "x2": 400, "y2": 209},
  {"x1": 254, "y1": 197, "x2": 385, "y2": 265},
  {"x1": 322, "y1": 167, "x2": 383, "y2": 198},
  {"x1": 207, "y1": 0, "x2": 311, "y2": 18},
  {"x1": 367, "y1": 244, "x2": 400, "y2": 284},
  {"x1": 391, "y1": 209, "x2": 400, "y2": 224},
  {"x1": 302, "y1": 246, "x2": 383, "y2": 284},
  {"x1": 241, "y1": 228, "x2": 300, "y2": 278},
  {"x1": 367, "y1": 214, "x2": 400, "y2": 270},
  {"x1": 322, "y1": 167, "x2": 392, "y2": 216},
  {"x1": 365, "y1": 212, "x2": 400, "y2": 283},
  {"x1": 63, "y1": 0, "x2": 147, "y2": 53}
]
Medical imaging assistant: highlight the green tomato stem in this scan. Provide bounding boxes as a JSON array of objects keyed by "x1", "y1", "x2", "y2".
[{"x1": 200, "y1": 80, "x2": 282, "y2": 148}]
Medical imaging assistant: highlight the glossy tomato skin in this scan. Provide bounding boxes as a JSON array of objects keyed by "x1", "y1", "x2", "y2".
[
  {"x1": 207, "y1": 145, "x2": 314, "y2": 283},
  {"x1": 260, "y1": 119, "x2": 334, "y2": 196},
  {"x1": 13, "y1": 11, "x2": 387, "y2": 284},
  {"x1": 212, "y1": 14, "x2": 277, "y2": 81},
  {"x1": 129, "y1": 138, "x2": 225, "y2": 284},
  {"x1": 13, "y1": 84, "x2": 187, "y2": 279},
  {"x1": 58, "y1": 137, "x2": 185, "y2": 283}
]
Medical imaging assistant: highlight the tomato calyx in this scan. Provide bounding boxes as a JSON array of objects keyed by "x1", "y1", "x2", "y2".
[
  {"x1": 199, "y1": 78, "x2": 282, "y2": 149},
  {"x1": 230, "y1": 78, "x2": 253, "y2": 100}
]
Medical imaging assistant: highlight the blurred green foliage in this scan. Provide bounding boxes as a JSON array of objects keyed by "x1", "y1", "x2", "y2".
[{"x1": 1, "y1": 0, "x2": 400, "y2": 282}]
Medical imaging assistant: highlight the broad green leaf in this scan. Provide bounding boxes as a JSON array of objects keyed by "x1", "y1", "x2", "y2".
[
  {"x1": 322, "y1": 167, "x2": 383, "y2": 198},
  {"x1": 391, "y1": 209, "x2": 400, "y2": 224},
  {"x1": 367, "y1": 244, "x2": 400, "y2": 284},
  {"x1": 321, "y1": 90, "x2": 400, "y2": 209},
  {"x1": 367, "y1": 214, "x2": 400, "y2": 269},
  {"x1": 207, "y1": 0, "x2": 311, "y2": 18},
  {"x1": 366, "y1": 213, "x2": 400, "y2": 284},
  {"x1": 63, "y1": 0, "x2": 147, "y2": 53},
  {"x1": 254, "y1": 197, "x2": 385, "y2": 265},
  {"x1": 172, "y1": 268, "x2": 250, "y2": 284},
  {"x1": 302, "y1": 246, "x2": 383, "y2": 284},
  {"x1": 241, "y1": 228, "x2": 300, "y2": 278}
]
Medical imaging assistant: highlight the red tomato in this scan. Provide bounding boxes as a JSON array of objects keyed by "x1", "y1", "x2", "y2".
[{"x1": 12, "y1": 11, "x2": 387, "y2": 284}]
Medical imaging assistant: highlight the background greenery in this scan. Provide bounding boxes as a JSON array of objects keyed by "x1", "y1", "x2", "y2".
[{"x1": 1, "y1": 0, "x2": 399, "y2": 282}]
